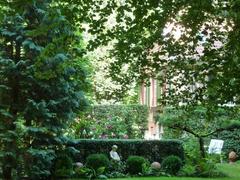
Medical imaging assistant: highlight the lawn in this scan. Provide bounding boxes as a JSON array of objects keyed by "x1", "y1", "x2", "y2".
[{"x1": 113, "y1": 162, "x2": 240, "y2": 180}]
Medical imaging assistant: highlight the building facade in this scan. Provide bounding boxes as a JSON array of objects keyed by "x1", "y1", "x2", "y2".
[{"x1": 140, "y1": 78, "x2": 164, "y2": 140}]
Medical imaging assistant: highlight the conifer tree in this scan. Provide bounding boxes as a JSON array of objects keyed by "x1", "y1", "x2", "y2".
[{"x1": 0, "y1": 0, "x2": 88, "y2": 179}]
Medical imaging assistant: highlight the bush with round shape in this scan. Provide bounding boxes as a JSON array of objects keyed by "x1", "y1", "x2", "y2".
[
  {"x1": 86, "y1": 154, "x2": 110, "y2": 171},
  {"x1": 126, "y1": 156, "x2": 149, "y2": 174},
  {"x1": 162, "y1": 155, "x2": 183, "y2": 175}
]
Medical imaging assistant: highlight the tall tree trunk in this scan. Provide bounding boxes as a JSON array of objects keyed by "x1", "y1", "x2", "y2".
[{"x1": 199, "y1": 137, "x2": 205, "y2": 158}]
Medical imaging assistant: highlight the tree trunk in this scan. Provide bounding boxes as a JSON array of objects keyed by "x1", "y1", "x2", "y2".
[
  {"x1": 2, "y1": 165, "x2": 12, "y2": 180},
  {"x1": 199, "y1": 137, "x2": 205, "y2": 158}
]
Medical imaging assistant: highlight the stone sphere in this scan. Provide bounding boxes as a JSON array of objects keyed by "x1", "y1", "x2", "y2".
[
  {"x1": 151, "y1": 162, "x2": 161, "y2": 170},
  {"x1": 229, "y1": 151, "x2": 237, "y2": 163},
  {"x1": 75, "y1": 162, "x2": 84, "y2": 168}
]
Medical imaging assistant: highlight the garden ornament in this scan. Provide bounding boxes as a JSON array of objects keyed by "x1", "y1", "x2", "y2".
[{"x1": 110, "y1": 145, "x2": 120, "y2": 161}]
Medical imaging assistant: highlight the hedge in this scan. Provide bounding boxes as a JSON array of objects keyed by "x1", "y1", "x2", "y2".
[
  {"x1": 215, "y1": 128, "x2": 240, "y2": 159},
  {"x1": 70, "y1": 139, "x2": 184, "y2": 163}
]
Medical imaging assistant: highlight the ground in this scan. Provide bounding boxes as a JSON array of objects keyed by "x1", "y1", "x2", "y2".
[{"x1": 112, "y1": 162, "x2": 240, "y2": 180}]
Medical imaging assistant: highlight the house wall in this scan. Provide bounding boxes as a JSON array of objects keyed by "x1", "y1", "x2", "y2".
[{"x1": 140, "y1": 78, "x2": 164, "y2": 140}]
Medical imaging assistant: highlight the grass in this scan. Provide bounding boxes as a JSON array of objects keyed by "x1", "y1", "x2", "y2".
[{"x1": 112, "y1": 162, "x2": 240, "y2": 180}]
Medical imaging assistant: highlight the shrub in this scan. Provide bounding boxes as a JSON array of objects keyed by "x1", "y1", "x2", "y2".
[
  {"x1": 126, "y1": 156, "x2": 149, "y2": 174},
  {"x1": 53, "y1": 154, "x2": 73, "y2": 178},
  {"x1": 86, "y1": 154, "x2": 110, "y2": 171},
  {"x1": 69, "y1": 139, "x2": 184, "y2": 163},
  {"x1": 109, "y1": 160, "x2": 126, "y2": 173},
  {"x1": 74, "y1": 166, "x2": 106, "y2": 179},
  {"x1": 181, "y1": 137, "x2": 226, "y2": 178},
  {"x1": 162, "y1": 155, "x2": 183, "y2": 175},
  {"x1": 69, "y1": 104, "x2": 148, "y2": 139},
  {"x1": 179, "y1": 164, "x2": 196, "y2": 177},
  {"x1": 195, "y1": 157, "x2": 226, "y2": 178}
]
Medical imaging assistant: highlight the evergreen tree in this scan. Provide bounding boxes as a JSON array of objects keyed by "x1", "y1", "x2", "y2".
[{"x1": 0, "y1": 0, "x2": 88, "y2": 179}]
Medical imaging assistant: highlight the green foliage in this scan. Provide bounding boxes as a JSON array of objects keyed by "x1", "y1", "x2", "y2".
[
  {"x1": 126, "y1": 156, "x2": 149, "y2": 175},
  {"x1": 161, "y1": 155, "x2": 183, "y2": 176},
  {"x1": 109, "y1": 160, "x2": 126, "y2": 174},
  {"x1": 70, "y1": 139, "x2": 184, "y2": 164},
  {"x1": 75, "y1": 166, "x2": 106, "y2": 179},
  {"x1": 69, "y1": 104, "x2": 148, "y2": 139},
  {"x1": 0, "y1": 0, "x2": 88, "y2": 179},
  {"x1": 179, "y1": 164, "x2": 196, "y2": 177},
  {"x1": 215, "y1": 127, "x2": 240, "y2": 160},
  {"x1": 160, "y1": 105, "x2": 240, "y2": 158},
  {"x1": 195, "y1": 157, "x2": 226, "y2": 178},
  {"x1": 72, "y1": 0, "x2": 240, "y2": 107},
  {"x1": 24, "y1": 149, "x2": 56, "y2": 179},
  {"x1": 180, "y1": 137, "x2": 226, "y2": 178},
  {"x1": 53, "y1": 154, "x2": 73, "y2": 178},
  {"x1": 86, "y1": 154, "x2": 110, "y2": 171}
]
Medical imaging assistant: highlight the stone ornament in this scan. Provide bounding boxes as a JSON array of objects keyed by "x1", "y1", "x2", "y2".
[
  {"x1": 229, "y1": 151, "x2": 237, "y2": 163},
  {"x1": 151, "y1": 162, "x2": 161, "y2": 170},
  {"x1": 110, "y1": 145, "x2": 121, "y2": 161}
]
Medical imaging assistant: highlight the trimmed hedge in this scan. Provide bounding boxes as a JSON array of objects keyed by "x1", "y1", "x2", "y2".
[
  {"x1": 70, "y1": 139, "x2": 184, "y2": 163},
  {"x1": 215, "y1": 128, "x2": 240, "y2": 160}
]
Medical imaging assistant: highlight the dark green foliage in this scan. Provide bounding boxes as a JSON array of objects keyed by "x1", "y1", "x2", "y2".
[
  {"x1": 192, "y1": 155, "x2": 227, "y2": 178},
  {"x1": 215, "y1": 127, "x2": 240, "y2": 160},
  {"x1": 74, "y1": 166, "x2": 106, "y2": 179},
  {"x1": 71, "y1": 104, "x2": 148, "y2": 139},
  {"x1": 0, "y1": 0, "x2": 88, "y2": 179},
  {"x1": 24, "y1": 149, "x2": 56, "y2": 179},
  {"x1": 162, "y1": 155, "x2": 183, "y2": 175},
  {"x1": 160, "y1": 106, "x2": 240, "y2": 158},
  {"x1": 126, "y1": 156, "x2": 149, "y2": 175},
  {"x1": 86, "y1": 154, "x2": 110, "y2": 171},
  {"x1": 53, "y1": 154, "x2": 73, "y2": 178},
  {"x1": 69, "y1": 139, "x2": 184, "y2": 163},
  {"x1": 179, "y1": 137, "x2": 226, "y2": 178}
]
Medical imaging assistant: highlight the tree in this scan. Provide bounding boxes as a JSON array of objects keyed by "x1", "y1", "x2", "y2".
[
  {"x1": 65, "y1": 1, "x2": 240, "y2": 160},
  {"x1": 0, "y1": 0, "x2": 88, "y2": 179},
  {"x1": 65, "y1": 0, "x2": 240, "y2": 106},
  {"x1": 160, "y1": 105, "x2": 240, "y2": 158}
]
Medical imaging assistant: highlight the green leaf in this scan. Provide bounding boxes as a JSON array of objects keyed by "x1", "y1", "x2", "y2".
[{"x1": 96, "y1": 166, "x2": 105, "y2": 175}]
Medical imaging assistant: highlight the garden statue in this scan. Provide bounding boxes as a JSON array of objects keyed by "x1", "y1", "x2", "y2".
[
  {"x1": 229, "y1": 151, "x2": 237, "y2": 164},
  {"x1": 110, "y1": 145, "x2": 120, "y2": 161}
]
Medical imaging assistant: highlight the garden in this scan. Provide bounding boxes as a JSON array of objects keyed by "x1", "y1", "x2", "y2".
[{"x1": 1, "y1": 0, "x2": 240, "y2": 180}]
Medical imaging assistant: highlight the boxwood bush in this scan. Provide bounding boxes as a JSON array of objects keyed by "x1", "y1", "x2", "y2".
[
  {"x1": 161, "y1": 155, "x2": 183, "y2": 175},
  {"x1": 69, "y1": 139, "x2": 184, "y2": 163},
  {"x1": 126, "y1": 156, "x2": 149, "y2": 174}
]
